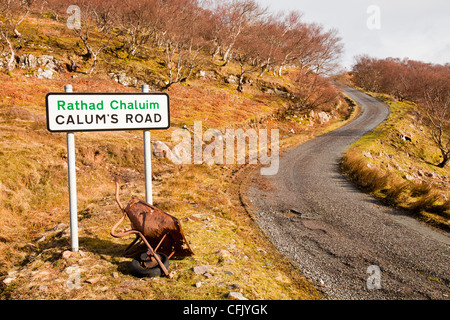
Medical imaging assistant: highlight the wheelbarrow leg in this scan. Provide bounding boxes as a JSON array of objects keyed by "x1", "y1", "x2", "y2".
[
  {"x1": 154, "y1": 234, "x2": 167, "y2": 253},
  {"x1": 123, "y1": 235, "x2": 145, "y2": 258}
]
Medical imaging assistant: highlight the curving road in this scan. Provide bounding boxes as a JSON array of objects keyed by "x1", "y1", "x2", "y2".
[{"x1": 245, "y1": 85, "x2": 449, "y2": 300}]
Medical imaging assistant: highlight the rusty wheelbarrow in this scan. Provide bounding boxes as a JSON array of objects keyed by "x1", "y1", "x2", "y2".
[{"x1": 111, "y1": 178, "x2": 193, "y2": 277}]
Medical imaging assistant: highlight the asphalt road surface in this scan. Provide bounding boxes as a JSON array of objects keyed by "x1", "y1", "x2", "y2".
[{"x1": 246, "y1": 85, "x2": 449, "y2": 300}]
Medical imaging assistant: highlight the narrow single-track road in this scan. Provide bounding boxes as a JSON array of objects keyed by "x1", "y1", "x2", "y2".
[{"x1": 245, "y1": 85, "x2": 449, "y2": 299}]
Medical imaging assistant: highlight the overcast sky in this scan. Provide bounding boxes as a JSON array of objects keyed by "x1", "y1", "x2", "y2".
[{"x1": 257, "y1": 0, "x2": 450, "y2": 70}]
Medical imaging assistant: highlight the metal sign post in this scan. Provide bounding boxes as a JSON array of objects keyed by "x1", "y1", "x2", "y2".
[
  {"x1": 46, "y1": 85, "x2": 170, "y2": 251},
  {"x1": 65, "y1": 84, "x2": 79, "y2": 252},
  {"x1": 142, "y1": 85, "x2": 153, "y2": 205}
]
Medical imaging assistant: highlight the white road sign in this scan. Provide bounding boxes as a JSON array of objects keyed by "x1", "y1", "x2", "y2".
[{"x1": 46, "y1": 92, "x2": 170, "y2": 132}]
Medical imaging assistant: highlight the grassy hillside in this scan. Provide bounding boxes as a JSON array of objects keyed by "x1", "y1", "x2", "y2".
[
  {"x1": 341, "y1": 91, "x2": 450, "y2": 232},
  {"x1": 0, "y1": 14, "x2": 354, "y2": 299}
]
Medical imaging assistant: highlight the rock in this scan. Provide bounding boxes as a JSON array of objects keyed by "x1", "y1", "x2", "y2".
[
  {"x1": 363, "y1": 151, "x2": 372, "y2": 158},
  {"x1": 228, "y1": 284, "x2": 241, "y2": 290},
  {"x1": 193, "y1": 265, "x2": 212, "y2": 275},
  {"x1": 317, "y1": 111, "x2": 331, "y2": 124},
  {"x1": 152, "y1": 140, "x2": 172, "y2": 158},
  {"x1": 51, "y1": 223, "x2": 68, "y2": 232},
  {"x1": 36, "y1": 67, "x2": 54, "y2": 79},
  {"x1": 228, "y1": 292, "x2": 248, "y2": 300},
  {"x1": 108, "y1": 71, "x2": 136, "y2": 87},
  {"x1": 3, "y1": 277, "x2": 15, "y2": 285},
  {"x1": 189, "y1": 214, "x2": 203, "y2": 221},
  {"x1": 62, "y1": 250, "x2": 73, "y2": 259},
  {"x1": 112, "y1": 272, "x2": 119, "y2": 278},
  {"x1": 216, "y1": 249, "x2": 231, "y2": 258},
  {"x1": 86, "y1": 277, "x2": 100, "y2": 284},
  {"x1": 35, "y1": 235, "x2": 46, "y2": 243},
  {"x1": 225, "y1": 75, "x2": 238, "y2": 84},
  {"x1": 23, "y1": 243, "x2": 38, "y2": 251},
  {"x1": 274, "y1": 88, "x2": 289, "y2": 97},
  {"x1": 34, "y1": 55, "x2": 62, "y2": 79},
  {"x1": 198, "y1": 70, "x2": 216, "y2": 80},
  {"x1": 151, "y1": 140, "x2": 171, "y2": 158},
  {"x1": 195, "y1": 281, "x2": 202, "y2": 288},
  {"x1": 224, "y1": 271, "x2": 234, "y2": 276},
  {"x1": 18, "y1": 54, "x2": 38, "y2": 69},
  {"x1": 38, "y1": 55, "x2": 56, "y2": 68},
  {"x1": 256, "y1": 248, "x2": 267, "y2": 255}
]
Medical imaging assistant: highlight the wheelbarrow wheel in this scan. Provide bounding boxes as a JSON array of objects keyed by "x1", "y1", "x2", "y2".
[{"x1": 129, "y1": 252, "x2": 169, "y2": 278}]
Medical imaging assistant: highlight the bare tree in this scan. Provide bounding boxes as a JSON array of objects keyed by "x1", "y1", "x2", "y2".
[
  {"x1": 420, "y1": 73, "x2": 450, "y2": 168},
  {"x1": 253, "y1": 12, "x2": 288, "y2": 77},
  {"x1": 158, "y1": 0, "x2": 205, "y2": 89},
  {"x1": 210, "y1": 0, "x2": 266, "y2": 65},
  {"x1": 228, "y1": 16, "x2": 271, "y2": 92},
  {"x1": 117, "y1": 0, "x2": 160, "y2": 57},
  {"x1": 0, "y1": 0, "x2": 35, "y2": 73},
  {"x1": 70, "y1": 0, "x2": 117, "y2": 74},
  {"x1": 291, "y1": 68, "x2": 339, "y2": 112},
  {"x1": 308, "y1": 25, "x2": 343, "y2": 75},
  {"x1": 352, "y1": 55, "x2": 384, "y2": 92},
  {"x1": 271, "y1": 10, "x2": 311, "y2": 76}
]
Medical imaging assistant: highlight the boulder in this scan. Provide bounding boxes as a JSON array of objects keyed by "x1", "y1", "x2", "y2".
[
  {"x1": 151, "y1": 140, "x2": 171, "y2": 158},
  {"x1": 317, "y1": 111, "x2": 331, "y2": 124},
  {"x1": 108, "y1": 71, "x2": 144, "y2": 87},
  {"x1": 228, "y1": 292, "x2": 248, "y2": 300},
  {"x1": 362, "y1": 151, "x2": 372, "y2": 158},
  {"x1": 36, "y1": 67, "x2": 54, "y2": 79},
  {"x1": 18, "y1": 54, "x2": 38, "y2": 69},
  {"x1": 198, "y1": 70, "x2": 216, "y2": 80},
  {"x1": 193, "y1": 265, "x2": 213, "y2": 275},
  {"x1": 225, "y1": 75, "x2": 238, "y2": 84},
  {"x1": 38, "y1": 55, "x2": 60, "y2": 71},
  {"x1": 151, "y1": 140, "x2": 187, "y2": 164},
  {"x1": 32, "y1": 55, "x2": 62, "y2": 79}
]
